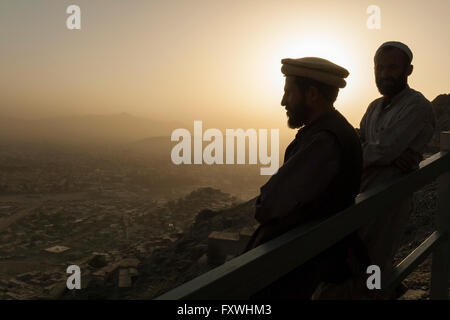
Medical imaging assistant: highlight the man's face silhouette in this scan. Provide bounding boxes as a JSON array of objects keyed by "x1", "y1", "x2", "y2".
[
  {"x1": 375, "y1": 47, "x2": 411, "y2": 97},
  {"x1": 281, "y1": 77, "x2": 310, "y2": 129}
]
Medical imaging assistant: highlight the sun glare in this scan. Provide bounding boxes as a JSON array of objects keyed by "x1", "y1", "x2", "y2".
[
  {"x1": 271, "y1": 34, "x2": 357, "y2": 88},
  {"x1": 258, "y1": 33, "x2": 362, "y2": 120}
]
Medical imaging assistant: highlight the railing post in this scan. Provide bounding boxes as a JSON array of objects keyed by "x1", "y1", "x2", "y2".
[{"x1": 430, "y1": 131, "x2": 450, "y2": 300}]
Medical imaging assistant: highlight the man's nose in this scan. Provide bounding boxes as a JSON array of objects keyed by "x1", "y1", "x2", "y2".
[
  {"x1": 281, "y1": 95, "x2": 286, "y2": 106},
  {"x1": 379, "y1": 68, "x2": 392, "y2": 79}
]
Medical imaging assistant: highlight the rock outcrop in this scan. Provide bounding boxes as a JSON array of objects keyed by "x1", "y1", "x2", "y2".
[{"x1": 428, "y1": 93, "x2": 450, "y2": 151}]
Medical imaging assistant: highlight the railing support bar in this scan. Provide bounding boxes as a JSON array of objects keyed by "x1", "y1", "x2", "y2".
[
  {"x1": 384, "y1": 231, "x2": 442, "y2": 298},
  {"x1": 431, "y1": 131, "x2": 450, "y2": 300}
]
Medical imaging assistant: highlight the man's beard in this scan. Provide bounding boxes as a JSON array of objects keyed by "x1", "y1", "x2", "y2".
[
  {"x1": 287, "y1": 100, "x2": 309, "y2": 129},
  {"x1": 376, "y1": 72, "x2": 408, "y2": 96}
]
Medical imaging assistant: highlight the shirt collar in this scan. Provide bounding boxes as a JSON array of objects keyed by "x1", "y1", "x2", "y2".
[
  {"x1": 295, "y1": 107, "x2": 337, "y2": 138},
  {"x1": 382, "y1": 85, "x2": 412, "y2": 110}
]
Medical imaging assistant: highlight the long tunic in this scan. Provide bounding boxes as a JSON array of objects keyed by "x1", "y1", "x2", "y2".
[
  {"x1": 359, "y1": 86, "x2": 435, "y2": 280},
  {"x1": 313, "y1": 86, "x2": 436, "y2": 299},
  {"x1": 245, "y1": 108, "x2": 365, "y2": 299},
  {"x1": 246, "y1": 107, "x2": 363, "y2": 250},
  {"x1": 254, "y1": 129, "x2": 341, "y2": 226}
]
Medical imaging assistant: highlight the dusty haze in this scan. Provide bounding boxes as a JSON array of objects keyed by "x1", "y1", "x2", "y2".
[{"x1": 1, "y1": 0, "x2": 449, "y2": 141}]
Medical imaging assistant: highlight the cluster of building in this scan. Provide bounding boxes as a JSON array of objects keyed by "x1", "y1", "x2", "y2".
[{"x1": 0, "y1": 182, "x2": 241, "y2": 299}]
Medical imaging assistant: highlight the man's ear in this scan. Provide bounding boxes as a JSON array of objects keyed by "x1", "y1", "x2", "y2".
[
  {"x1": 306, "y1": 86, "x2": 320, "y2": 103},
  {"x1": 406, "y1": 64, "x2": 413, "y2": 76}
]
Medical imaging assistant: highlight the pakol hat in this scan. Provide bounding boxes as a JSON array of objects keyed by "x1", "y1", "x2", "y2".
[{"x1": 281, "y1": 57, "x2": 349, "y2": 88}]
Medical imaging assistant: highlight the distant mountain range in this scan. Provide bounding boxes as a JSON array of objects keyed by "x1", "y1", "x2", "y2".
[
  {"x1": 0, "y1": 113, "x2": 186, "y2": 145},
  {"x1": 2, "y1": 92, "x2": 447, "y2": 149}
]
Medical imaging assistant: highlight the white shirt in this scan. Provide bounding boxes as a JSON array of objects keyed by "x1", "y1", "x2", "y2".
[
  {"x1": 359, "y1": 86, "x2": 435, "y2": 191},
  {"x1": 358, "y1": 86, "x2": 436, "y2": 279}
]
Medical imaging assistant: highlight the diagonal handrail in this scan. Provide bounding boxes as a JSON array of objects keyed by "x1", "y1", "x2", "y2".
[{"x1": 156, "y1": 151, "x2": 450, "y2": 300}]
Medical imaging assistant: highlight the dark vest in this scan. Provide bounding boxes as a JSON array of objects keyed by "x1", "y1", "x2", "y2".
[
  {"x1": 283, "y1": 108, "x2": 362, "y2": 224},
  {"x1": 244, "y1": 110, "x2": 367, "y2": 278}
]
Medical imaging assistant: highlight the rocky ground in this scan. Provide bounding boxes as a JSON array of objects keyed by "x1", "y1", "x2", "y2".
[{"x1": 394, "y1": 182, "x2": 450, "y2": 300}]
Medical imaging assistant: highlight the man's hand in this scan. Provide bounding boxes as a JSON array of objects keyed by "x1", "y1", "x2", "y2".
[{"x1": 394, "y1": 148, "x2": 422, "y2": 173}]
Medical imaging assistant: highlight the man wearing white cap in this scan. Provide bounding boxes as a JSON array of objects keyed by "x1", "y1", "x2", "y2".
[
  {"x1": 244, "y1": 57, "x2": 369, "y2": 299},
  {"x1": 313, "y1": 41, "x2": 436, "y2": 299},
  {"x1": 358, "y1": 41, "x2": 436, "y2": 298}
]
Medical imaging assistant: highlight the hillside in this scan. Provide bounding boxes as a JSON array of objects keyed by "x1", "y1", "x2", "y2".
[{"x1": 428, "y1": 93, "x2": 450, "y2": 151}]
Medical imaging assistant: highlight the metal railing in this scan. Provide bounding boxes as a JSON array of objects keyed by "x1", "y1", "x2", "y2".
[{"x1": 156, "y1": 132, "x2": 450, "y2": 300}]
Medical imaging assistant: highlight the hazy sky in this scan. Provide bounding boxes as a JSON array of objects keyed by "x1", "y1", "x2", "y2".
[{"x1": 1, "y1": 0, "x2": 449, "y2": 131}]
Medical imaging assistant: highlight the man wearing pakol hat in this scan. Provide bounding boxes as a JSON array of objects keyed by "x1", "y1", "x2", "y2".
[
  {"x1": 243, "y1": 57, "x2": 370, "y2": 299},
  {"x1": 313, "y1": 41, "x2": 436, "y2": 299}
]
